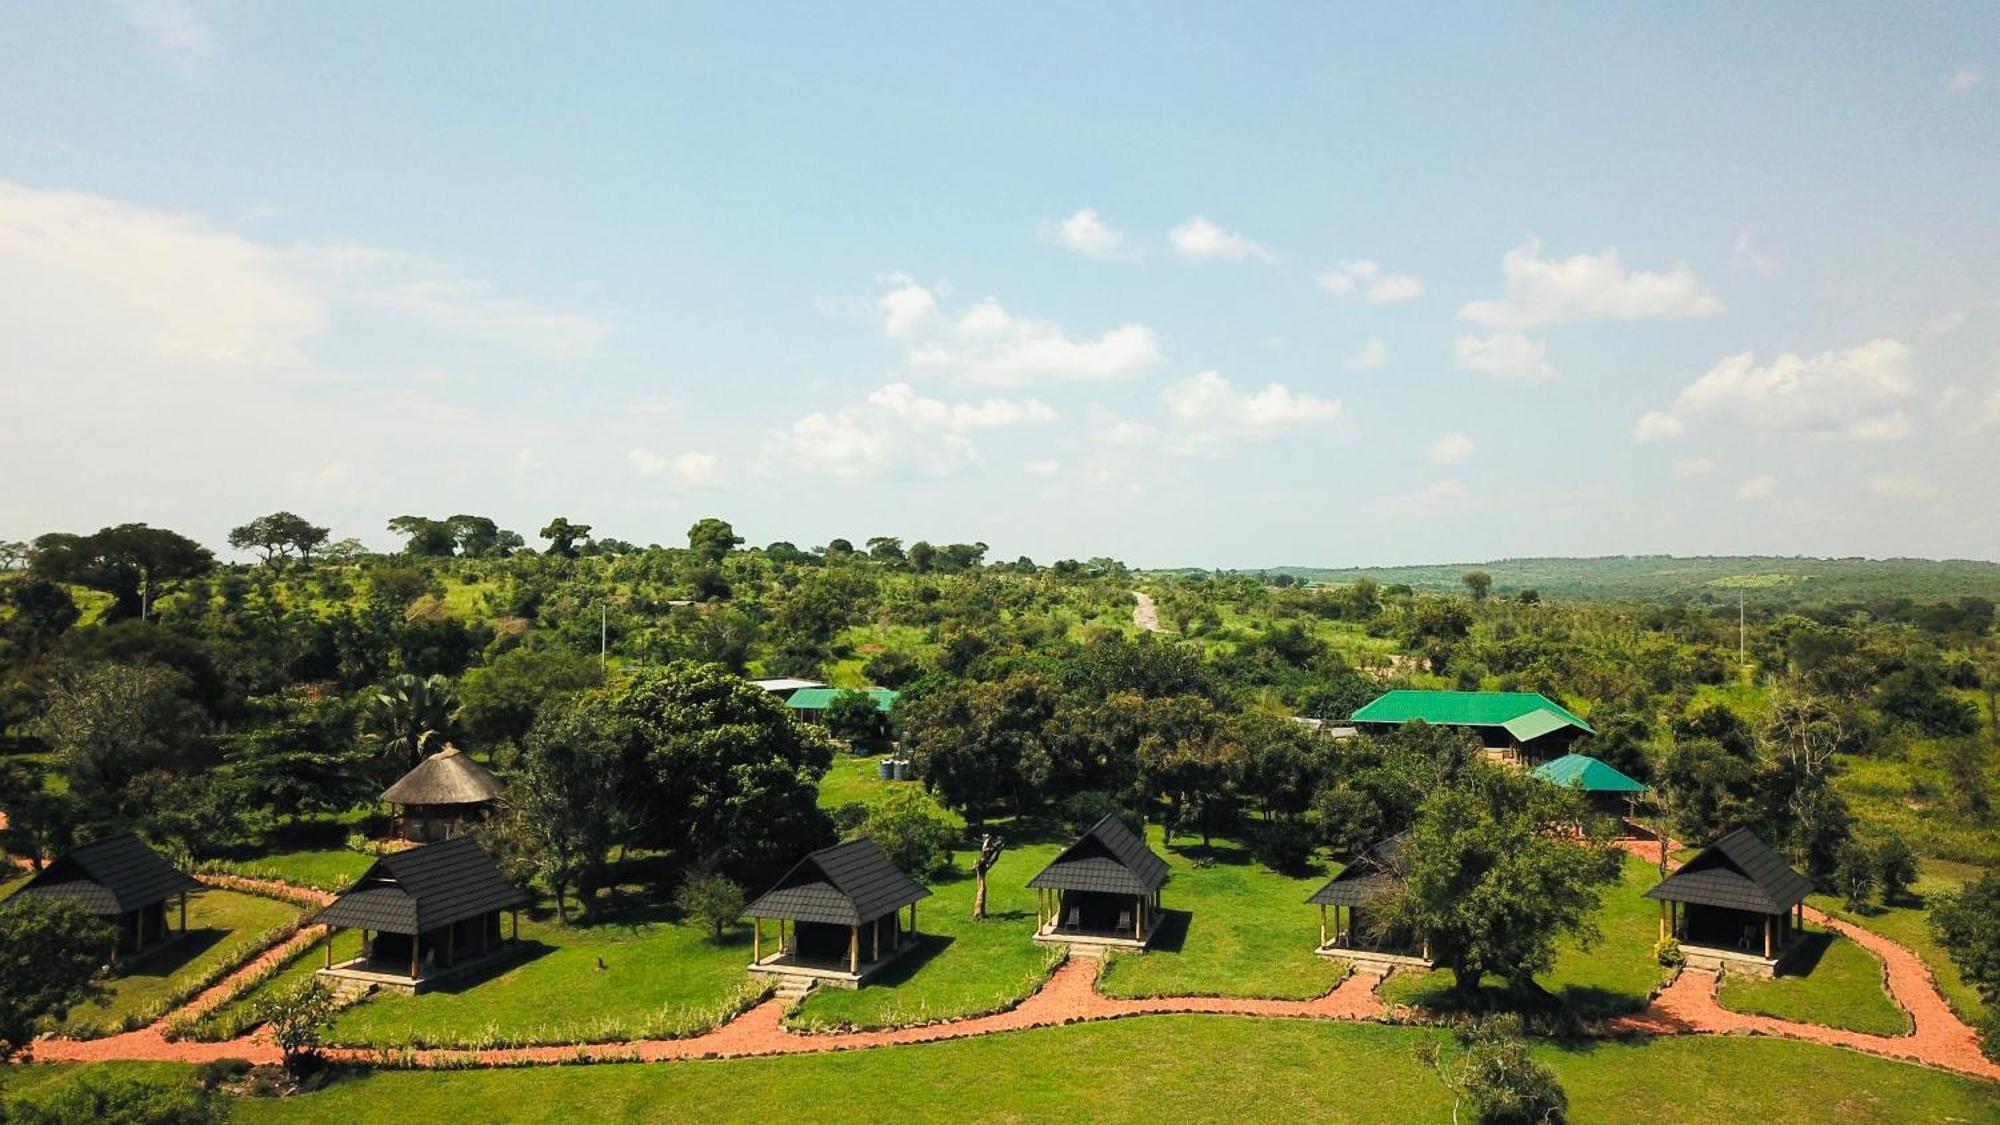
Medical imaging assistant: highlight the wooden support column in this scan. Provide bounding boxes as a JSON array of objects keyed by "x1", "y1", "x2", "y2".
[
  {"x1": 325, "y1": 930, "x2": 335, "y2": 969},
  {"x1": 910, "y1": 900, "x2": 918, "y2": 934},
  {"x1": 849, "y1": 924, "x2": 860, "y2": 975},
  {"x1": 871, "y1": 917, "x2": 880, "y2": 962},
  {"x1": 753, "y1": 917, "x2": 762, "y2": 962},
  {"x1": 410, "y1": 934, "x2": 420, "y2": 981},
  {"x1": 480, "y1": 914, "x2": 489, "y2": 958},
  {"x1": 180, "y1": 892, "x2": 188, "y2": 934},
  {"x1": 511, "y1": 911, "x2": 519, "y2": 941},
  {"x1": 445, "y1": 922, "x2": 456, "y2": 969},
  {"x1": 1763, "y1": 915, "x2": 1773, "y2": 959},
  {"x1": 1318, "y1": 904, "x2": 1327, "y2": 948}
]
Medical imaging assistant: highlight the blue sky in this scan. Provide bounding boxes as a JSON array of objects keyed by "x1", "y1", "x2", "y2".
[{"x1": 2, "y1": 3, "x2": 1995, "y2": 566}]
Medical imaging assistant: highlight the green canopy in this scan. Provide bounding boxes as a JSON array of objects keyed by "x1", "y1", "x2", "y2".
[
  {"x1": 785, "y1": 687, "x2": 898, "y2": 714},
  {"x1": 1532, "y1": 753, "x2": 1645, "y2": 794}
]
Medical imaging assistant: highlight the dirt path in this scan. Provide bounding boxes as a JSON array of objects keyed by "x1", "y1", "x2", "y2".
[{"x1": 1131, "y1": 590, "x2": 1163, "y2": 633}]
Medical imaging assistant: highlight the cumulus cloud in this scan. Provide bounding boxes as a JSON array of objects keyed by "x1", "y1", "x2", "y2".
[
  {"x1": 629, "y1": 449, "x2": 723, "y2": 487},
  {"x1": 1455, "y1": 332, "x2": 1555, "y2": 384},
  {"x1": 1460, "y1": 237, "x2": 1723, "y2": 327},
  {"x1": 1651, "y1": 339, "x2": 1916, "y2": 441},
  {"x1": 1736, "y1": 475, "x2": 1776, "y2": 501},
  {"x1": 1632, "y1": 410, "x2": 1686, "y2": 443},
  {"x1": 764, "y1": 383, "x2": 1057, "y2": 481},
  {"x1": 1156, "y1": 371, "x2": 1341, "y2": 456},
  {"x1": 1168, "y1": 216, "x2": 1277, "y2": 264},
  {"x1": 1947, "y1": 66, "x2": 1982, "y2": 95},
  {"x1": 1429, "y1": 432, "x2": 1476, "y2": 465},
  {"x1": 1345, "y1": 337, "x2": 1389, "y2": 371},
  {"x1": 1315, "y1": 260, "x2": 1424, "y2": 303},
  {"x1": 877, "y1": 279, "x2": 1162, "y2": 386},
  {"x1": 1040, "y1": 208, "x2": 1132, "y2": 260}
]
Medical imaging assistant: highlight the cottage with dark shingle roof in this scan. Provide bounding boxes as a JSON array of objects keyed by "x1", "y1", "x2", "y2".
[
  {"x1": 744, "y1": 838, "x2": 930, "y2": 988},
  {"x1": 1306, "y1": 833, "x2": 1431, "y2": 970},
  {"x1": 1645, "y1": 827, "x2": 1814, "y2": 977},
  {"x1": 308, "y1": 836, "x2": 529, "y2": 994},
  {"x1": 1350, "y1": 690, "x2": 1594, "y2": 767},
  {"x1": 11, "y1": 834, "x2": 203, "y2": 959},
  {"x1": 1029, "y1": 814, "x2": 1171, "y2": 950}
]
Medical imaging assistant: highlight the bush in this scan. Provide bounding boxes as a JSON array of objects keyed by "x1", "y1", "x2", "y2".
[
  {"x1": 1835, "y1": 840, "x2": 1876, "y2": 911},
  {"x1": 858, "y1": 787, "x2": 956, "y2": 879},
  {"x1": 1873, "y1": 834, "x2": 1917, "y2": 905},
  {"x1": 1652, "y1": 937, "x2": 1685, "y2": 968},
  {"x1": 674, "y1": 871, "x2": 748, "y2": 941},
  {"x1": 255, "y1": 979, "x2": 335, "y2": 1078},
  {"x1": 2, "y1": 1067, "x2": 226, "y2": 1125},
  {"x1": 1428, "y1": 1014, "x2": 1568, "y2": 1125},
  {"x1": 1252, "y1": 818, "x2": 1317, "y2": 874}
]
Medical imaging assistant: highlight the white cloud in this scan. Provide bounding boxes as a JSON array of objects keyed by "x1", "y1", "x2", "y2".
[
  {"x1": 1429, "y1": 432, "x2": 1476, "y2": 465},
  {"x1": 1947, "y1": 66, "x2": 1982, "y2": 95},
  {"x1": 879, "y1": 279, "x2": 1163, "y2": 386},
  {"x1": 1040, "y1": 208, "x2": 1131, "y2": 260},
  {"x1": 1671, "y1": 458, "x2": 1715, "y2": 478},
  {"x1": 1632, "y1": 410, "x2": 1686, "y2": 443},
  {"x1": 629, "y1": 449, "x2": 723, "y2": 487},
  {"x1": 1730, "y1": 231, "x2": 1780, "y2": 276},
  {"x1": 1156, "y1": 371, "x2": 1340, "y2": 456},
  {"x1": 1871, "y1": 474, "x2": 1938, "y2": 501},
  {"x1": 1659, "y1": 339, "x2": 1916, "y2": 441},
  {"x1": 120, "y1": 0, "x2": 216, "y2": 66},
  {"x1": 1455, "y1": 332, "x2": 1555, "y2": 384},
  {"x1": 1736, "y1": 475, "x2": 1776, "y2": 501},
  {"x1": 1345, "y1": 337, "x2": 1389, "y2": 371},
  {"x1": 1460, "y1": 237, "x2": 1723, "y2": 327},
  {"x1": 1168, "y1": 216, "x2": 1277, "y2": 264},
  {"x1": 1315, "y1": 260, "x2": 1424, "y2": 303},
  {"x1": 765, "y1": 382, "x2": 1057, "y2": 481}
]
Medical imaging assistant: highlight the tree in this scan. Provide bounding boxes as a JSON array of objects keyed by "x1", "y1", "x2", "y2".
[
  {"x1": 538, "y1": 517, "x2": 592, "y2": 558},
  {"x1": 227, "y1": 511, "x2": 329, "y2": 564},
  {"x1": 359, "y1": 673, "x2": 460, "y2": 768},
  {"x1": 255, "y1": 979, "x2": 336, "y2": 1078},
  {"x1": 1874, "y1": 834, "x2": 1917, "y2": 905},
  {"x1": 445, "y1": 514, "x2": 513, "y2": 558},
  {"x1": 33, "y1": 662, "x2": 207, "y2": 814},
  {"x1": 866, "y1": 536, "x2": 905, "y2": 564},
  {"x1": 1929, "y1": 871, "x2": 2000, "y2": 1061},
  {"x1": 903, "y1": 674, "x2": 1058, "y2": 826},
  {"x1": 1, "y1": 578, "x2": 79, "y2": 649},
  {"x1": 225, "y1": 694, "x2": 373, "y2": 820},
  {"x1": 822, "y1": 689, "x2": 883, "y2": 747},
  {"x1": 458, "y1": 646, "x2": 605, "y2": 747},
  {"x1": 972, "y1": 833, "x2": 1006, "y2": 920},
  {"x1": 511, "y1": 693, "x2": 626, "y2": 922},
  {"x1": 0, "y1": 896, "x2": 111, "y2": 1060},
  {"x1": 857, "y1": 788, "x2": 957, "y2": 880},
  {"x1": 0, "y1": 540, "x2": 27, "y2": 570},
  {"x1": 1420, "y1": 1014, "x2": 1568, "y2": 1125},
  {"x1": 687, "y1": 517, "x2": 744, "y2": 565},
  {"x1": 1237, "y1": 713, "x2": 1324, "y2": 821},
  {"x1": 1835, "y1": 840, "x2": 1875, "y2": 911},
  {"x1": 1388, "y1": 766, "x2": 1622, "y2": 993},
  {"x1": 674, "y1": 871, "x2": 747, "y2": 941},
  {"x1": 384, "y1": 515, "x2": 457, "y2": 558},
  {"x1": 30, "y1": 524, "x2": 214, "y2": 621},
  {"x1": 1462, "y1": 571, "x2": 1494, "y2": 601},
  {"x1": 906, "y1": 540, "x2": 937, "y2": 573}
]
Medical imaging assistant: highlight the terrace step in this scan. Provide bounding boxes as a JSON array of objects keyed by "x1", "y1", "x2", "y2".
[{"x1": 773, "y1": 975, "x2": 818, "y2": 1001}]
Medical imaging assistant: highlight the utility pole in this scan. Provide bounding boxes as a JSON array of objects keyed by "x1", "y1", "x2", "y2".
[
  {"x1": 600, "y1": 603, "x2": 608, "y2": 666},
  {"x1": 1738, "y1": 588, "x2": 1746, "y2": 665}
]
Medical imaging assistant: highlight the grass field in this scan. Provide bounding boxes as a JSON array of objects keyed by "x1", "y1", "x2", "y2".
[
  {"x1": 1375, "y1": 854, "x2": 1671, "y2": 1018},
  {"x1": 1095, "y1": 828, "x2": 1346, "y2": 1001},
  {"x1": 212, "y1": 846, "x2": 378, "y2": 893},
  {"x1": 788, "y1": 842, "x2": 1065, "y2": 1031},
  {"x1": 322, "y1": 901, "x2": 760, "y2": 1048},
  {"x1": 1716, "y1": 923, "x2": 1908, "y2": 1036},
  {"x1": 1808, "y1": 860, "x2": 1988, "y2": 1025},
  {"x1": 56, "y1": 889, "x2": 302, "y2": 1037},
  {"x1": 19, "y1": 1016, "x2": 1993, "y2": 1124}
]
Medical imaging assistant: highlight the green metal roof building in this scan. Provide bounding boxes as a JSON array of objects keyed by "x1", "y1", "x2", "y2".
[
  {"x1": 1349, "y1": 690, "x2": 1593, "y2": 766},
  {"x1": 785, "y1": 687, "x2": 899, "y2": 714},
  {"x1": 1532, "y1": 753, "x2": 1645, "y2": 794}
]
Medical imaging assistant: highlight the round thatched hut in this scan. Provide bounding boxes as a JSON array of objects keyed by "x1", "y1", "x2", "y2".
[{"x1": 381, "y1": 745, "x2": 503, "y2": 843}]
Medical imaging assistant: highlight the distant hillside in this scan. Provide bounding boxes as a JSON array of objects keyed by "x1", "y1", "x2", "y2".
[{"x1": 1148, "y1": 555, "x2": 2000, "y2": 606}]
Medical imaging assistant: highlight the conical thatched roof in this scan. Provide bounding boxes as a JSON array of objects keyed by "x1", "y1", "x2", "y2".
[{"x1": 381, "y1": 745, "x2": 503, "y2": 807}]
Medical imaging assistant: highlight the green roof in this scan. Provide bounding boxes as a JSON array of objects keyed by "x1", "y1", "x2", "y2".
[
  {"x1": 1532, "y1": 753, "x2": 1645, "y2": 794},
  {"x1": 786, "y1": 687, "x2": 899, "y2": 713},
  {"x1": 1349, "y1": 690, "x2": 1593, "y2": 738}
]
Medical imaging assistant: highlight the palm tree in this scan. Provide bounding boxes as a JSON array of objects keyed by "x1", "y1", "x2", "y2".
[{"x1": 361, "y1": 674, "x2": 460, "y2": 768}]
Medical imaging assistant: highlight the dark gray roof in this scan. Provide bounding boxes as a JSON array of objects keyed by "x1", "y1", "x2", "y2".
[
  {"x1": 309, "y1": 837, "x2": 527, "y2": 934},
  {"x1": 13, "y1": 834, "x2": 201, "y2": 916},
  {"x1": 1307, "y1": 834, "x2": 1408, "y2": 908},
  {"x1": 743, "y1": 838, "x2": 930, "y2": 926},
  {"x1": 1645, "y1": 827, "x2": 1813, "y2": 914},
  {"x1": 1028, "y1": 814, "x2": 1170, "y2": 895}
]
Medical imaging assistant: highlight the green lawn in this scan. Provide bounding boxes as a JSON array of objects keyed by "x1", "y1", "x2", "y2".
[
  {"x1": 1095, "y1": 828, "x2": 1346, "y2": 1001},
  {"x1": 118, "y1": 1015, "x2": 1992, "y2": 1124},
  {"x1": 178, "y1": 932, "x2": 333, "y2": 1041},
  {"x1": 1717, "y1": 922, "x2": 1909, "y2": 1036},
  {"x1": 1807, "y1": 860, "x2": 1988, "y2": 1025},
  {"x1": 788, "y1": 843, "x2": 1064, "y2": 1031},
  {"x1": 56, "y1": 889, "x2": 302, "y2": 1037},
  {"x1": 322, "y1": 901, "x2": 760, "y2": 1048},
  {"x1": 1377, "y1": 854, "x2": 1673, "y2": 1017},
  {"x1": 213, "y1": 847, "x2": 377, "y2": 893},
  {"x1": 816, "y1": 756, "x2": 952, "y2": 823}
]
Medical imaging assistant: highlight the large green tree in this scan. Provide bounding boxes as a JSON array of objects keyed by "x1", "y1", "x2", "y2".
[
  {"x1": 510, "y1": 692, "x2": 628, "y2": 921},
  {"x1": 538, "y1": 517, "x2": 592, "y2": 558},
  {"x1": 686, "y1": 517, "x2": 744, "y2": 565},
  {"x1": 227, "y1": 511, "x2": 330, "y2": 564},
  {"x1": 0, "y1": 896, "x2": 112, "y2": 1060},
  {"x1": 458, "y1": 645, "x2": 605, "y2": 747},
  {"x1": 32, "y1": 661, "x2": 208, "y2": 816},
  {"x1": 30, "y1": 524, "x2": 214, "y2": 621}
]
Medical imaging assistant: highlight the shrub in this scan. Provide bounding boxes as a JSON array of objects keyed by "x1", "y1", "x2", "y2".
[
  {"x1": 674, "y1": 871, "x2": 747, "y2": 941},
  {"x1": 1834, "y1": 840, "x2": 1875, "y2": 911},
  {"x1": 857, "y1": 787, "x2": 956, "y2": 879},
  {"x1": 1873, "y1": 834, "x2": 1917, "y2": 905},
  {"x1": 1423, "y1": 1014, "x2": 1568, "y2": 1125},
  {"x1": 1252, "y1": 818, "x2": 1318, "y2": 874},
  {"x1": 256, "y1": 979, "x2": 335, "y2": 1078},
  {"x1": 2, "y1": 1067, "x2": 226, "y2": 1125},
  {"x1": 1652, "y1": 937, "x2": 1685, "y2": 968}
]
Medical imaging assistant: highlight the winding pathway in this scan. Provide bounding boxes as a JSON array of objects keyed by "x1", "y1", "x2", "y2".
[{"x1": 1131, "y1": 590, "x2": 1163, "y2": 633}]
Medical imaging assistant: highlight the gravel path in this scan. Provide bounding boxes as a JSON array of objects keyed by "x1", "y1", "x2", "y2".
[{"x1": 1131, "y1": 590, "x2": 1163, "y2": 632}]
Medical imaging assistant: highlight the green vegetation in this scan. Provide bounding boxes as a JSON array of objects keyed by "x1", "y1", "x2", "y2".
[
  {"x1": 1098, "y1": 830, "x2": 1346, "y2": 1001},
  {"x1": 57, "y1": 890, "x2": 301, "y2": 1037},
  {"x1": 1809, "y1": 859, "x2": 1988, "y2": 1025},
  {"x1": 211, "y1": 847, "x2": 375, "y2": 892},
  {"x1": 1717, "y1": 924, "x2": 1908, "y2": 1036}
]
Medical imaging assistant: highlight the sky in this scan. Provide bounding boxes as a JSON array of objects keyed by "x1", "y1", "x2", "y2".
[{"x1": 1, "y1": 3, "x2": 1996, "y2": 568}]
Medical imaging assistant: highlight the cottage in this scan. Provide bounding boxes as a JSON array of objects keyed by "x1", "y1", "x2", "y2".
[
  {"x1": 744, "y1": 838, "x2": 930, "y2": 988},
  {"x1": 1029, "y1": 814, "x2": 1171, "y2": 951},
  {"x1": 1532, "y1": 752, "x2": 1647, "y2": 824},
  {"x1": 309, "y1": 836, "x2": 529, "y2": 995},
  {"x1": 1645, "y1": 827, "x2": 1812, "y2": 978},
  {"x1": 1307, "y1": 834, "x2": 1431, "y2": 970},
  {"x1": 12, "y1": 834, "x2": 202, "y2": 959},
  {"x1": 1350, "y1": 690, "x2": 1593, "y2": 767},
  {"x1": 381, "y1": 744, "x2": 503, "y2": 842}
]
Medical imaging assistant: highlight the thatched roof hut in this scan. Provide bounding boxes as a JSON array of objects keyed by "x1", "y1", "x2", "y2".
[{"x1": 381, "y1": 745, "x2": 502, "y2": 842}]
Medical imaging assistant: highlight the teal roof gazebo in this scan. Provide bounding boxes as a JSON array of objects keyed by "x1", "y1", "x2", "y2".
[{"x1": 1532, "y1": 753, "x2": 1645, "y2": 794}]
